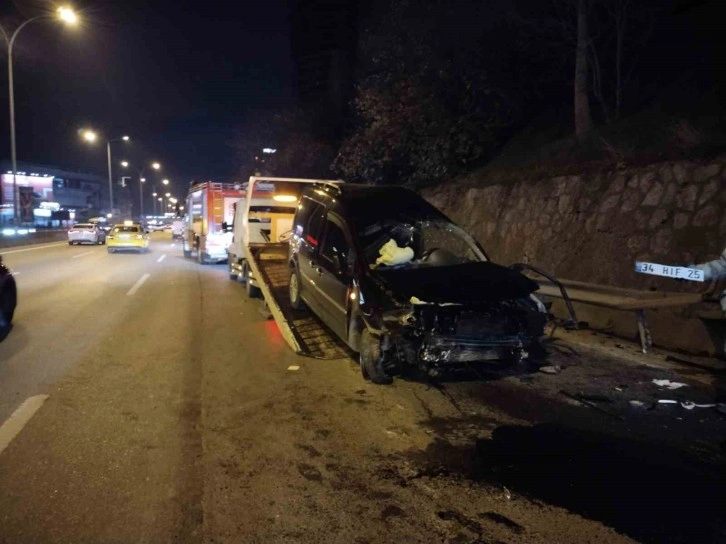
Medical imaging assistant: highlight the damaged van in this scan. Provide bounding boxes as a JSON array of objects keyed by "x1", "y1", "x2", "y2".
[{"x1": 288, "y1": 184, "x2": 547, "y2": 384}]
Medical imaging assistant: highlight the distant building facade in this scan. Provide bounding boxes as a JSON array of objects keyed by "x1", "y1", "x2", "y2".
[{"x1": 0, "y1": 160, "x2": 111, "y2": 226}]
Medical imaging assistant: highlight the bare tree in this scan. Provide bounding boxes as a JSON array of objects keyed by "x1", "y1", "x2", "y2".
[{"x1": 574, "y1": 0, "x2": 592, "y2": 140}]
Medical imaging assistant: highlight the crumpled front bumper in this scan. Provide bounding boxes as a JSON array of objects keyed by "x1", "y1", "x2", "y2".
[{"x1": 419, "y1": 334, "x2": 528, "y2": 364}]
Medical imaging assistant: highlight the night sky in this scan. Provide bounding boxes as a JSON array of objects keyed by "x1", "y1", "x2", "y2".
[{"x1": 0, "y1": 0, "x2": 294, "y2": 198}]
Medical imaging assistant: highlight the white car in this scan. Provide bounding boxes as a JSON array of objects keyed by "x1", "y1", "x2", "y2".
[{"x1": 68, "y1": 223, "x2": 106, "y2": 245}]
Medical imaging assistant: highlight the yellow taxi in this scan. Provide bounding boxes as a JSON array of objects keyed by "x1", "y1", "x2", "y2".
[{"x1": 107, "y1": 221, "x2": 150, "y2": 253}]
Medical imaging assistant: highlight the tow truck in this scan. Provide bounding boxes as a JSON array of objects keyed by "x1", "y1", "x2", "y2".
[{"x1": 232, "y1": 176, "x2": 350, "y2": 359}]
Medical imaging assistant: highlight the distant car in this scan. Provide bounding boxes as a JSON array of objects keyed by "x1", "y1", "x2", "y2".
[
  {"x1": 0, "y1": 254, "x2": 17, "y2": 337},
  {"x1": 68, "y1": 223, "x2": 106, "y2": 245},
  {"x1": 107, "y1": 222, "x2": 150, "y2": 253}
]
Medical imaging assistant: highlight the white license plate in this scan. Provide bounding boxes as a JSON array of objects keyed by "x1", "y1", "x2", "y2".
[{"x1": 634, "y1": 262, "x2": 704, "y2": 282}]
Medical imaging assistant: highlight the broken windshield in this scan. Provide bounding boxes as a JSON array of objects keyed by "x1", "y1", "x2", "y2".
[{"x1": 359, "y1": 219, "x2": 486, "y2": 268}]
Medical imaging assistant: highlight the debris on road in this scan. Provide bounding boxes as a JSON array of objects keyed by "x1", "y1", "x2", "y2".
[
  {"x1": 539, "y1": 365, "x2": 561, "y2": 375},
  {"x1": 652, "y1": 379, "x2": 688, "y2": 390}
]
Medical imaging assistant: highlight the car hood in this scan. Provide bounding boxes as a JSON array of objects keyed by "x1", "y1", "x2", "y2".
[{"x1": 372, "y1": 262, "x2": 539, "y2": 304}]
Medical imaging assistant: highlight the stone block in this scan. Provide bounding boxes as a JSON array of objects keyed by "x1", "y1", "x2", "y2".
[
  {"x1": 600, "y1": 193, "x2": 620, "y2": 212},
  {"x1": 662, "y1": 183, "x2": 678, "y2": 205},
  {"x1": 650, "y1": 228, "x2": 672, "y2": 255},
  {"x1": 558, "y1": 194, "x2": 572, "y2": 214},
  {"x1": 627, "y1": 235, "x2": 648, "y2": 253},
  {"x1": 698, "y1": 179, "x2": 720, "y2": 206},
  {"x1": 621, "y1": 189, "x2": 642, "y2": 212},
  {"x1": 673, "y1": 163, "x2": 689, "y2": 183},
  {"x1": 675, "y1": 184, "x2": 698, "y2": 211},
  {"x1": 641, "y1": 182, "x2": 664, "y2": 207},
  {"x1": 627, "y1": 174, "x2": 640, "y2": 189},
  {"x1": 649, "y1": 208, "x2": 669, "y2": 229},
  {"x1": 596, "y1": 213, "x2": 613, "y2": 232},
  {"x1": 693, "y1": 163, "x2": 721, "y2": 182},
  {"x1": 659, "y1": 164, "x2": 674, "y2": 184},
  {"x1": 674, "y1": 212, "x2": 690, "y2": 229},
  {"x1": 692, "y1": 204, "x2": 720, "y2": 227},
  {"x1": 609, "y1": 174, "x2": 626, "y2": 192},
  {"x1": 633, "y1": 210, "x2": 650, "y2": 230},
  {"x1": 639, "y1": 171, "x2": 656, "y2": 193}
]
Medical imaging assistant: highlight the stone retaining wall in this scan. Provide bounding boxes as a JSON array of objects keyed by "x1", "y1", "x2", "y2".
[{"x1": 423, "y1": 156, "x2": 726, "y2": 356}]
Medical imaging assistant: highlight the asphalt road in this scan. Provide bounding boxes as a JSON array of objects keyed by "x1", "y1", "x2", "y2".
[{"x1": 0, "y1": 233, "x2": 724, "y2": 543}]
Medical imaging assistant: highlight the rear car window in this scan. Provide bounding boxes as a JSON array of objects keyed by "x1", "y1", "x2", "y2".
[
  {"x1": 113, "y1": 226, "x2": 140, "y2": 233},
  {"x1": 72, "y1": 224, "x2": 92, "y2": 229}
]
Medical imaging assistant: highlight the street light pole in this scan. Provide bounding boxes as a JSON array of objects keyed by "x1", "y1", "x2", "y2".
[
  {"x1": 107, "y1": 141, "x2": 114, "y2": 213},
  {"x1": 0, "y1": 8, "x2": 78, "y2": 224}
]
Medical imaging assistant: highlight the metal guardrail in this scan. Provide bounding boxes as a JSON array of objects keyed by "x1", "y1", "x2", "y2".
[{"x1": 0, "y1": 229, "x2": 67, "y2": 249}]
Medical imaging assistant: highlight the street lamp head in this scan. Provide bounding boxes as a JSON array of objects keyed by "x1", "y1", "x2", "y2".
[
  {"x1": 152, "y1": 192, "x2": 157, "y2": 197},
  {"x1": 121, "y1": 161, "x2": 129, "y2": 167},
  {"x1": 152, "y1": 162, "x2": 161, "y2": 170},
  {"x1": 162, "y1": 178, "x2": 169, "y2": 185},
  {"x1": 82, "y1": 129, "x2": 97, "y2": 143},
  {"x1": 140, "y1": 177, "x2": 146, "y2": 183},
  {"x1": 158, "y1": 198, "x2": 162, "y2": 202},
  {"x1": 165, "y1": 192, "x2": 170, "y2": 197},
  {"x1": 122, "y1": 135, "x2": 130, "y2": 141},
  {"x1": 57, "y1": 7, "x2": 79, "y2": 25}
]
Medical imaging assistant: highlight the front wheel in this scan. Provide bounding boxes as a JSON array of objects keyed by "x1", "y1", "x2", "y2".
[
  {"x1": 359, "y1": 329, "x2": 392, "y2": 385},
  {"x1": 289, "y1": 267, "x2": 305, "y2": 310}
]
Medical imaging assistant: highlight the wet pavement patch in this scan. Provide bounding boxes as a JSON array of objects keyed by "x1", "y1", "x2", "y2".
[
  {"x1": 381, "y1": 504, "x2": 406, "y2": 521},
  {"x1": 471, "y1": 423, "x2": 726, "y2": 543},
  {"x1": 477, "y1": 512, "x2": 524, "y2": 534}
]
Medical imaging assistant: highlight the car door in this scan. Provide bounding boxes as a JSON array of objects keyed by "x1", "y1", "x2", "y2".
[
  {"x1": 313, "y1": 214, "x2": 354, "y2": 340},
  {"x1": 294, "y1": 196, "x2": 327, "y2": 316}
]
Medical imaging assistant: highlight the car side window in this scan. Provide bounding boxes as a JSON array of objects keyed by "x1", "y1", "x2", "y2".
[
  {"x1": 319, "y1": 219, "x2": 351, "y2": 276},
  {"x1": 295, "y1": 196, "x2": 326, "y2": 248}
]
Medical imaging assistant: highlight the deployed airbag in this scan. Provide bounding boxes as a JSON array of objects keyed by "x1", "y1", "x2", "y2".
[{"x1": 375, "y1": 239, "x2": 415, "y2": 267}]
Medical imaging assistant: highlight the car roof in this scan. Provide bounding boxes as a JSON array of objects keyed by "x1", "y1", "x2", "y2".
[{"x1": 304, "y1": 183, "x2": 450, "y2": 224}]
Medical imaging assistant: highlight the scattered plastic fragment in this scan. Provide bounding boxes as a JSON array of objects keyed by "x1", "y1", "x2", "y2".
[
  {"x1": 539, "y1": 365, "x2": 561, "y2": 375},
  {"x1": 652, "y1": 379, "x2": 688, "y2": 390},
  {"x1": 658, "y1": 399, "x2": 678, "y2": 404},
  {"x1": 629, "y1": 400, "x2": 647, "y2": 409},
  {"x1": 503, "y1": 487, "x2": 512, "y2": 500}
]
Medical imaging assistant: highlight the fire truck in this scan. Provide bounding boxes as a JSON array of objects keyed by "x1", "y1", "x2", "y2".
[{"x1": 183, "y1": 181, "x2": 245, "y2": 264}]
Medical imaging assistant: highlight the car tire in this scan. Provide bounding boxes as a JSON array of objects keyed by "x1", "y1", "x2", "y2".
[
  {"x1": 289, "y1": 267, "x2": 305, "y2": 310},
  {"x1": 68, "y1": 241, "x2": 73, "y2": 245},
  {"x1": 107, "y1": 248, "x2": 114, "y2": 254},
  {"x1": 244, "y1": 263, "x2": 261, "y2": 298},
  {"x1": 359, "y1": 329, "x2": 392, "y2": 385},
  {"x1": 0, "y1": 284, "x2": 16, "y2": 332}
]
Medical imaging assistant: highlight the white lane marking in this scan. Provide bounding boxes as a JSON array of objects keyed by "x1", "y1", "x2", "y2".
[
  {"x1": 71, "y1": 251, "x2": 94, "y2": 259},
  {"x1": 0, "y1": 395, "x2": 49, "y2": 456},
  {"x1": 0, "y1": 242, "x2": 67, "y2": 254},
  {"x1": 157, "y1": 254, "x2": 167, "y2": 263},
  {"x1": 127, "y1": 273, "x2": 150, "y2": 296},
  {"x1": 288, "y1": 365, "x2": 300, "y2": 371}
]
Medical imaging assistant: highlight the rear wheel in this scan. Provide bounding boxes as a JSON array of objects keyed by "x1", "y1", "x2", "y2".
[
  {"x1": 289, "y1": 267, "x2": 305, "y2": 310},
  {"x1": 359, "y1": 329, "x2": 392, "y2": 385},
  {"x1": 68, "y1": 241, "x2": 73, "y2": 245}
]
